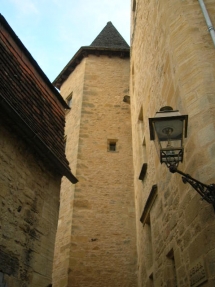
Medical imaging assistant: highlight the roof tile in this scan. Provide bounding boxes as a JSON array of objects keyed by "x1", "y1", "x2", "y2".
[
  {"x1": 90, "y1": 21, "x2": 129, "y2": 49},
  {"x1": 0, "y1": 14, "x2": 77, "y2": 183}
]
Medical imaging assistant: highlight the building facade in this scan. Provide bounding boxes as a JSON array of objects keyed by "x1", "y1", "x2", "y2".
[
  {"x1": 2, "y1": 0, "x2": 215, "y2": 285},
  {"x1": 130, "y1": 0, "x2": 215, "y2": 286},
  {"x1": 0, "y1": 14, "x2": 77, "y2": 287},
  {"x1": 53, "y1": 22, "x2": 137, "y2": 287}
]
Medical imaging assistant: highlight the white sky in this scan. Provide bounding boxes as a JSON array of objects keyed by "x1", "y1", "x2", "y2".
[{"x1": 1, "y1": 0, "x2": 131, "y2": 82}]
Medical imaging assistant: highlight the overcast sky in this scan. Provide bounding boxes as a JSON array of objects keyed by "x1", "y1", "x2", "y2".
[{"x1": 1, "y1": 0, "x2": 131, "y2": 82}]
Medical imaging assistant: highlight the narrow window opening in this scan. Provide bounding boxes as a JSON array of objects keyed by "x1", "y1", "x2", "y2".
[
  {"x1": 166, "y1": 249, "x2": 178, "y2": 286},
  {"x1": 145, "y1": 216, "x2": 153, "y2": 268},
  {"x1": 109, "y1": 142, "x2": 116, "y2": 151},
  {"x1": 149, "y1": 272, "x2": 154, "y2": 287},
  {"x1": 63, "y1": 135, "x2": 67, "y2": 150},
  {"x1": 0, "y1": 272, "x2": 7, "y2": 287},
  {"x1": 138, "y1": 106, "x2": 143, "y2": 121},
  {"x1": 66, "y1": 92, "x2": 73, "y2": 108},
  {"x1": 138, "y1": 106, "x2": 144, "y2": 140},
  {"x1": 132, "y1": 0, "x2": 136, "y2": 12},
  {"x1": 132, "y1": 63, "x2": 135, "y2": 94},
  {"x1": 138, "y1": 107, "x2": 147, "y2": 177},
  {"x1": 107, "y1": 139, "x2": 118, "y2": 152},
  {"x1": 142, "y1": 136, "x2": 147, "y2": 163}
]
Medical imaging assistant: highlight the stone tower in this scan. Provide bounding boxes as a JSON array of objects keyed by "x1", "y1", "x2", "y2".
[{"x1": 52, "y1": 22, "x2": 137, "y2": 287}]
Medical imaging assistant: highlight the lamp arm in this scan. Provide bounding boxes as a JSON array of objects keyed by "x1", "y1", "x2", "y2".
[{"x1": 169, "y1": 166, "x2": 215, "y2": 210}]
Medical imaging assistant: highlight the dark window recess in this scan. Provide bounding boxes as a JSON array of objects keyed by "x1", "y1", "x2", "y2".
[
  {"x1": 67, "y1": 97, "x2": 72, "y2": 107},
  {"x1": 132, "y1": 0, "x2": 136, "y2": 12},
  {"x1": 109, "y1": 142, "x2": 116, "y2": 151},
  {"x1": 166, "y1": 249, "x2": 178, "y2": 287},
  {"x1": 140, "y1": 184, "x2": 157, "y2": 225},
  {"x1": 63, "y1": 136, "x2": 67, "y2": 150},
  {"x1": 139, "y1": 163, "x2": 147, "y2": 180},
  {"x1": 66, "y1": 92, "x2": 73, "y2": 108},
  {"x1": 0, "y1": 272, "x2": 7, "y2": 287}
]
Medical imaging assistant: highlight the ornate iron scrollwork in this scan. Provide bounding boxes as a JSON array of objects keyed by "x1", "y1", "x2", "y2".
[{"x1": 169, "y1": 165, "x2": 215, "y2": 211}]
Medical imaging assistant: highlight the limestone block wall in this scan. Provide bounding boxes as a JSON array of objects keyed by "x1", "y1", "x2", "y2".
[
  {"x1": 0, "y1": 116, "x2": 61, "y2": 287},
  {"x1": 53, "y1": 59, "x2": 86, "y2": 287},
  {"x1": 53, "y1": 54, "x2": 137, "y2": 287},
  {"x1": 130, "y1": 0, "x2": 215, "y2": 286}
]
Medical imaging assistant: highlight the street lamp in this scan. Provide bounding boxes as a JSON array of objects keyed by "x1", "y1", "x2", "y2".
[
  {"x1": 149, "y1": 106, "x2": 215, "y2": 210},
  {"x1": 149, "y1": 106, "x2": 188, "y2": 168}
]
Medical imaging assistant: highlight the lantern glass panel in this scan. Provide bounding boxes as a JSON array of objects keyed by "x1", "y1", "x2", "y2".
[
  {"x1": 153, "y1": 119, "x2": 185, "y2": 166},
  {"x1": 154, "y1": 119, "x2": 183, "y2": 142},
  {"x1": 149, "y1": 108, "x2": 188, "y2": 167}
]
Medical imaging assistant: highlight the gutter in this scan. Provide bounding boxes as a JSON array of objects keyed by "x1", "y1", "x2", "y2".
[{"x1": 198, "y1": 0, "x2": 215, "y2": 47}]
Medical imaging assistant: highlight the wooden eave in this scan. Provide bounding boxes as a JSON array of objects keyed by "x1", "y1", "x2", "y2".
[
  {"x1": 0, "y1": 95, "x2": 78, "y2": 184},
  {"x1": 0, "y1": 14, "x2": 77, "y2": 184},
  {"x1": 0, "y1": 14, "x2": 69, "y2": 109},
  {"x1": 53, "y1": 46, "x2": 130, "y2": 89}
]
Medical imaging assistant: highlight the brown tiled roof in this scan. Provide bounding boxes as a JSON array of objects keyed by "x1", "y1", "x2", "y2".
[
  {"x1": 0, "y1": 14, "x2": 78, "y2": 184},
  {"x1": 53, "y1": 22, "x2": 130, "y2": 89}
]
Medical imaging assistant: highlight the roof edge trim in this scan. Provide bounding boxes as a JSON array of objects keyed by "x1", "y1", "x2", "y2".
[
  {"x1": 53, "y1": 46, "x2": 130, "y2": 89},
  {"x1": 0, "y1": 13, "x2": 68, "y2": 109},
  {"x1": 0, "y1": 95, "x2": 78, "y2": 184}
]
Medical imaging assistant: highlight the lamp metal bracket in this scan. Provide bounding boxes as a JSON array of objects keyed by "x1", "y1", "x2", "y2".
[{"x1": 169, "y1": 165, "x2": 215, "y2": 211}]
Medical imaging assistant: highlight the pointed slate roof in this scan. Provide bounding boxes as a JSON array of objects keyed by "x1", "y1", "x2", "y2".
[
  {"x1": 53, "y1": 22, "x2": 130, "y2": 89},
  {"x1": 90, "y1": 21, "x2": 129, "y2": 49}
]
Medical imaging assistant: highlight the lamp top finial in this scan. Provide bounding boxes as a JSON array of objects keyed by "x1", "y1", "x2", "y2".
[{"x1": 159, "y1": 106, "x2": 173, "y2": 112}]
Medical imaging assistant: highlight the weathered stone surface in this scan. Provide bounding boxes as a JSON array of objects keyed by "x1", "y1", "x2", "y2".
[
  {"x1": 0, "y1": 118, "x2": 61, "y2": 286},
  {"x1": 131, "y1": 0, "x2": 215, "y2": 286},
  {"x1": 53, "y1": 54, "x2": 137, "y2": 287}
]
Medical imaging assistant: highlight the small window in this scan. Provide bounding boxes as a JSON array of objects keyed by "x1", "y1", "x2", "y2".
[
  {"x1": 109, "y1": 142, "x2": 116, "y2": 151},
  {"x1": 149, "y1": 272, "x2": 154, "y2": 286},
  {"x1": 138, "y1": 107, "x2": 143, "y2": 121},
  {"x1": 63, "y1": 135, "x2": 67, "y2": 150},
  {"x1": 107, "y1": 139, "x2": 118, "y2": 152},
  {"x1": 66, "y1": 92, "x2": 73, "y2": 108},
  {"x1": 166, "y1": 249, "x2": 178, "y2": 286},
  {"x1": 132, "y1": 0, "x2": 136, "y2": 12}
]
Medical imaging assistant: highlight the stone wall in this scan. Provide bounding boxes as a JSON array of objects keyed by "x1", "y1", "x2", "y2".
[
  {"x1": 0, "y1": 116, "x2": 61, "y2": 287},
  {"x1": 53, "y1": 54, "x2": 137, "y2": 287},
  {"x1": 130, "y1": 0, "x2": 215, "y2": 286},
  {"x1": 53, "y1": 59, "x2": 86, "y2": 287}
]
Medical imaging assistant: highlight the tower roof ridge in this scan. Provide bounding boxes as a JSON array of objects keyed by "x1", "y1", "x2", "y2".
[{"x1": 90, "y1": 21, "x2": 129, "y2": 49}]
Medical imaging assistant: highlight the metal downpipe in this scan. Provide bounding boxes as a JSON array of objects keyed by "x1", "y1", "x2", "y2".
[{"x1": 198, "y1": 0, "x2": 215, "y2": 47}]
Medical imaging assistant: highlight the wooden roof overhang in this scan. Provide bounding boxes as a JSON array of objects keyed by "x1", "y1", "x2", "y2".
[
  {"x1": 0, "y1": 94, "x2": 78, "y2": 184},
  {"x1": 0, "y1": 14, "x2": 78, "y2": 184},
  {"x1": 53, "y1": 46, "x2": 130, "y2": 89}
]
